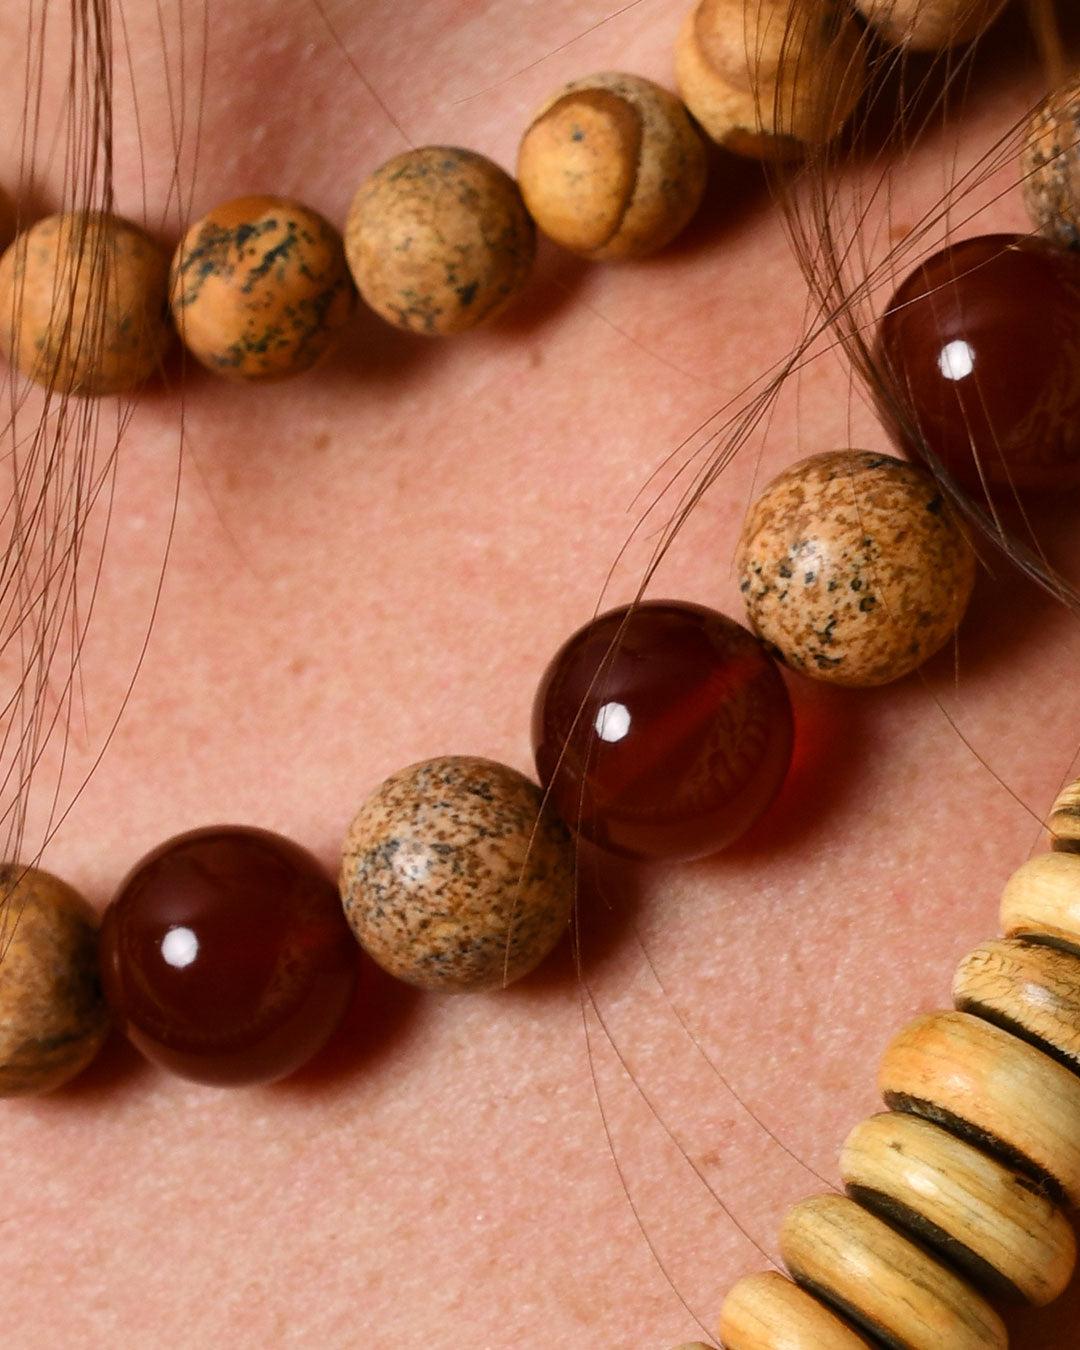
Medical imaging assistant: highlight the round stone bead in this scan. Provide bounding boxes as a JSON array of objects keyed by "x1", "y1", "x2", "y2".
[
  {"x1": 170, "y1": 195, "x2": 356, "y2": 380},
  {"x1": 532, "y1": 601, "x2": 793, "y2": 861},
  {"x1": 0, "y1": 865, "x2": 110, "y2": 1096},
  {"x1": 339, "y1": 756, "x2": 574, "y2": 992},
  {"x1": 1023, "y1": 74, "x2": 1080, "y2": 249},
  {"x1": 0, "y1": 211, "x2": 173, "y2": 395},
  {"x1": 875, "y1": 233, "x2": 1080, "y2": 492},
  {"x1": 345, "y1": 147, "x2": 535, "y2": 336},
  {"x1": 99, "y1": 827, "x2": 358, "y2": 1086},
  {"x1": 738, "y1": 450, "x2": 975, "y2": 686}
]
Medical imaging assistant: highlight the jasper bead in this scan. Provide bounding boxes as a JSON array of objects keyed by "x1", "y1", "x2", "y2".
[
  {"x1": 737, "y1": 451, "x2": 975, "y2": 686},
  {"x1": 340, "y1": 756, "x2": 574, "y2": 992},
  {"x1": 170, "y1": 196, "x2": 356, "y2": 380},
  {"x1": 1022, "y1": 74, "x2": 1080, "y2": 249},
  {"x1": 532, "y1": 601, "x2": 793, "y2": 861},
  {"x1": 876, "y1": 233, "x2": 1080, "y2": 491},
  {"x1": 99, "y1": 827, "x2": 357, "y2": 1085}
]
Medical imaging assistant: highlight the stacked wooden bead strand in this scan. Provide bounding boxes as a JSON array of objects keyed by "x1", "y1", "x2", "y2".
[{"x1": 718, "y1": 776, "x2": 1080, "y2": 1349}]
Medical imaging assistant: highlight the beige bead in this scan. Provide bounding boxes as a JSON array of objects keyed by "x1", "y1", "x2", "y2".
[
  {"x1": 736, "y1": 451, "x2": 975, "y2": 686},
  {"x1": 673, "y1": 0, "x2": 868, "y2": 159},
  {"x1": 852, "y1": 0, "x2": 1009, "y2": 50},
  {"x1": 340, "y1": 756, "x2": 574, "y2": 992},
  {"x1": 779, "y1": 1194, "x2": 1006, "y2": 1350},
  {"x1": 879, "y1": 1010, "x2": 1080, "y2": 1206},
  {"x1": 0, "y1": 212, "x2": 173, "y2": 395},
  {"x1": 841, "y1": 1112, "x2": 1076, "y2": 1306},
  {"x1": 955, "y1": 936, "x2": 1080, "y2": 1072},
  {"x1": 1022, "y1": 74, "x2": 1080, "y2": 250},
  {"x1": 1048, "y1": 776, "x2": 1080, "y2": 854},
  {"x1": 345, "y1": 147, "x2": 535, "y2": 336},
  {"x1": 1000, "y1": 851, "x2": 1080, "y2": 952},
  {"x1": 0, "y1": 865, "x2": 110, "y2": 1095},
  {"x1": 170, "y1": 196, "x2": 356, "y2": 381},
  {"x1": 516, "y1": 73, "x2": 707, "y2": 260},
  {"x1": 719, "y1": 1270, "x2": 875, "y2": 1348}
]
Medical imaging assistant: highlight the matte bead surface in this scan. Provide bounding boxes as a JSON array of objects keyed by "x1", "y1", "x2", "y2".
[
  {"x1": 719, "y1": 1270, "x2": 875, "y2": 1349},
  {"x1": 737, "y1": 451, "x2": 975, "y2": 686},
  {"x1": 841, "y1": 1111, "x2": 1076, "y2": 1306},
  {"x1": 0, "y1": 212, "x2": 173, "y2": 395},
  {"x1": 0, "y1": 866, "x2": 109, "y2": 1096},
  {"x1": 170, "y1": 196, "x2": 356, "y2": 380},
  {"x1": 1000, "y1": 851, "x2": 1080, "y2": 951},
  {"x1": 1048, "y1": 778, "x2": 1080, "y2": 854},
  {"x1": 345, "y1": 147, "x2": 535, "y2": 335},
  {"x1": 879, "y1": 1009, "x2": 1080, "y2": 1205},
  {"x1": 340, "y1": 756, "x2": 574, "y2": 992},
  {"x1": 876, "y1": 233, "x2": 1080, "y2": 491},
  {"x1": 1023, "y1": 74, "x2": 1080, "y2": 249},
  {"x1": 99, "y1": 827, "x2": 357, "y2": 1085},
  {"x1": 517, "y1": 72, "x2": 706, "y2": 260},
  {"x1": 532, "y1": 601, "x2": 793, "y2": 861},
  {"x1": 853, "y1": 0, "x2": 1007, "y2": 49},
  {"x1": 780, "y1": 1193, "x2": 1006, "y2": 1350}
]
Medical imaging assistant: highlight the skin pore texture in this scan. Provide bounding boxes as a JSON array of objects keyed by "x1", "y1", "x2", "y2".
[{"x1": 1, "y1": 1, "x2": 1079, "y2": 1346}]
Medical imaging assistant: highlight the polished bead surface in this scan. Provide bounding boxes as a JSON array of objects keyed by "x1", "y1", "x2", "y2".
[
  {"x1": 876, "y1": 233, "x2": 1080, "y2": 491},
  {"x1": 532, "y1": 600, "x2": 793, "y2": 861},
  {"x1": 99, "y1": 826, "x2": 357, "y2": 1085}
]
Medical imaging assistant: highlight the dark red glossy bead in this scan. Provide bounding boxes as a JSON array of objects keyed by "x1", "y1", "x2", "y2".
[
  {"x1": 532, "y1": 601, "x2": 794, "y2": 861},
  {"x1": 875, "y1": 233, "x2": 1080, "y2": 492},
  {"x1": 99, "y1": 826, "x2": 358, "y2": 1085}
]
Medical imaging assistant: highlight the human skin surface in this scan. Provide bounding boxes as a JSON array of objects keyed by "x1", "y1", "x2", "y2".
[{"x1": 0, "y1": 2, "x2": 1078, "y2": 1347}]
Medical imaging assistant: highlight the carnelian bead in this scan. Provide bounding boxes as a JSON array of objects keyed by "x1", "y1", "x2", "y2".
[
  {"x1": 532, "y1": 601, "x2": 793, "y2": 861},
  {"x1": 875, "y1": 234, "x2": 1080, "y2": 492},
  {"x1": 99, "y1": 827, "x2": 358, "y2": 1085}
]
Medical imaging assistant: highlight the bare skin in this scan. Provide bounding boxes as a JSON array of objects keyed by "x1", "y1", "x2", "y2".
[{"x1": 0, "y1": 2, "x2": 1077, "y2": 1347}]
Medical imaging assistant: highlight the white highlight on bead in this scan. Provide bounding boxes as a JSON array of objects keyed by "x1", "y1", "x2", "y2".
[
  {"x1": 161, "y1": 925, "x2": 199, "y2": 969},
  {"x1": 938, "y1": 339, "x2": 975, "y2": 381},
  {"x1": 595, "y1": 701, "x2": 630, "y2": 742}
]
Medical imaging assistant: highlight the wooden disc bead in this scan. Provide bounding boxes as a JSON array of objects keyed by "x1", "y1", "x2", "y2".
[
  {"x1": 779, "y1": 1193, "x2": 1006, "y2": 1350},
  {"x1": 737, "y1": 450, "x2": 975, "y2": 686},
  {"x1": 516, "y1": 72, "x2": 706, "y2": 260},
  {"x1": 1022, "y1": 73, "x2": 1080, "y2": 250},
  {"x1": 719, "y1": 1270, "x2": 875, "y2": 1349},
  {"x1": 852, "y1": 0, "x2": 1008, "y2": 50},
  {"x1": 1000, "y1": 851, "x2": 1080, "y2": 952},
  {"x1": 339, "y1": 756, "x2": 574, "y2": 992},
  {"x1": 673, "y1": 0, "x2": 868, "y2": 159},
  {"x1": 0, "y1": 865, "x2": 109, "y2": 1096},
  {"x1": 879, "y1": 1009, "x2": 1080, "y2": 1206},
  {"x1": 1048, "y1": 778, "x2": 1080, "y2": 854},
  {"x1": 170, "y1": 196, "x2": 356, "y2": 381},
  {"x1": 0, "y1": 212, "x2": 172, "y2": 395},
  {"x1": 345, "y1": 147, "x2": 535, "y2": 336},
  {"x1": 841, "y1": 1111, "x2": 1076, "y2": 1306}
]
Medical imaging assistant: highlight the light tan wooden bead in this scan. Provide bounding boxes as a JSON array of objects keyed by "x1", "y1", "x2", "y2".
[
  {"x1": 1000, "y1": 851, "x2": 1080, "y2": 952},
  {"x1": 673, "y1": 0, "x2": 868, "y2": 160},
  {"x1": 879, "y1": 1010, "x2": 1080, "y2": 1206},
  {"x1": 852, "y1": 0, "x2": 1008, "y2": 50},
  {"x1": 1048, "y1": 777, "x2": 1080, "y2": 854},
  {"x1": 719, "y1": 1270, "x2": 875, "y2": 1349},
  {"x1": 955, "y1": 936, "x2": 1080, "y2": 1072},
  {"x1": 0, "y1": 211, "x2": 173, "y2": 395},
  {"x1": 779, "y1": 1194, "x2": 1006, "y2": 1350},
  {"x1": 841, "y1": 1112, "x2": 1076, "y2": 1306},
  {"x1": 517, "y1": 73, "x2": 706, "y2": 260}
]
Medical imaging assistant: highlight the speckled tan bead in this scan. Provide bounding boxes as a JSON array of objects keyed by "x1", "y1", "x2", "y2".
[
  {"x1": 779, "y1": 1194, "x2": 1006, "y2": 1350},
  {"x1": 673, "y1": 0, "x2": 868, "y2": 159},
  {"x1": 853, "y1": 0, "x2": 1009, "y2": 50},
  {"x1": 1049, "y1": 777, "x2": 1080, "y2": 852},
  {"x1": 345, "y1": 147, "x2": 535, "y2": 336},
  {"x1": 339, "y1": 756, "x2": 574, "y2": 992},
  {"x1": 516, "y1": 72, "x2": 707, "y2": 260},
  {"x1": 0, "y1": 211, "x2": 172, "y2": 395},
  {"x1": 0, "y1": 865, "x2": 109, "y2": 1095},
  {"x1": 170, "y1": 196, "x2": 356, "y2": 381},
  {"x1": 1022, "y1": 74, "x2": 1080, "y2": 250},
  {"x1": 1001, "y1": 851, "x2": 1080, "y2": 951},
  {"x1": 841, "y1": 1112, "x2": 1076, "y2": 1306},
  {"x1": 719, "y1": 1270, "x2": 875, "y2": 1349},
  {"x1": 879, "y1": 1010, "x2": 1080, "y2": 1206},
  {"x1": 737, "y1": 450, "x2": 975, "y2": 686}
]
